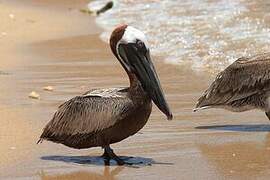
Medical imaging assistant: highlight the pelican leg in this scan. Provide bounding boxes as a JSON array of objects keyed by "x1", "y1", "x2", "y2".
[
  {"x1": 265, "y1": 112, "x2": 270, "y2": 121},
  {"x1": 101, "y1": 149, "x2": 111, "y2": 166},
  {"x1": 102, "y1": 146, "x2": 125, "y2": 166}
]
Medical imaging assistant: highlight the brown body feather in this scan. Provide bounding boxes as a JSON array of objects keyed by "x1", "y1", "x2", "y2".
[
  {"x1": 195, "y1": 53, "x2": 270, "y2": 112},
  {"x1": 39, "y1": 80, "x2": 152, "y2": 149}
]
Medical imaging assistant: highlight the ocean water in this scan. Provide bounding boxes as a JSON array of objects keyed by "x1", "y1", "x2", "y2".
[{"x1": 89, "y1": 0, "x2": 270, "y2": 73}]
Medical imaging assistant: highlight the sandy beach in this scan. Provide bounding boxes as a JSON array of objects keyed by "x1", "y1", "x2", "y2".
[{"x1": 1, "y1": 0, "x2": 270, "y2": 179}]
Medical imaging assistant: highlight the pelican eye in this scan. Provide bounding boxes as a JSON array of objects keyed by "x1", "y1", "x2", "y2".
[{"x1": 136, "y1": 40, "x2": 145, "y2": 49}]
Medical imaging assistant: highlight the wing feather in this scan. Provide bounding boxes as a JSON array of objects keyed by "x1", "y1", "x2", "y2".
[
  {"x1": 39, "y1": 88, "x2": 133, "y2": 144},
  {"x1": 196, "y1": 53, "x2": 270, "y2": 109}
]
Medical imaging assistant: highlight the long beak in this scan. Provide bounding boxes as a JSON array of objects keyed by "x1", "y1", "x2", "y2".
[{"x1": 118, "y1": 44, "x2": 173, "y2": 120}]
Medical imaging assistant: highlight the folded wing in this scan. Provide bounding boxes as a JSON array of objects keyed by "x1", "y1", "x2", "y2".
[
  {"x1": 196, "y1": 53, "x2": 270, "y2": 109},
  {"x1": 38, "y1": 88, "x2": 133, "y2": 147}
]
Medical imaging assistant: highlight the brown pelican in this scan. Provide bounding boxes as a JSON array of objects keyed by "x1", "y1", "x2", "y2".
[
  {"x1": 194, "y1": 53, "x2": 270, "y2": 120},
  {"x1": 38, "y1": 25, "x2": 172, "y2": 165}
]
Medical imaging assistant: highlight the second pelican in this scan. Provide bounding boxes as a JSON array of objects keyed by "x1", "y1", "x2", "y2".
[{"x1": 195, "y1": 53, "x2": 270, "y2": 121}]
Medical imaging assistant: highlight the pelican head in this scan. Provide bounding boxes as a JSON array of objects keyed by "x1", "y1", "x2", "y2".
[{"x1": 110, "y1": 24, "x2": 173, "y2": 120}]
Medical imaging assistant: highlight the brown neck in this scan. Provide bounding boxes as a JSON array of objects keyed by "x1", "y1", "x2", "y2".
[
  {"x1": 127, "y1": 73, "x2": 149, "y2": 100},
  {"x1": 128, "y1": 73, "x2": 140, "y2": 89}
]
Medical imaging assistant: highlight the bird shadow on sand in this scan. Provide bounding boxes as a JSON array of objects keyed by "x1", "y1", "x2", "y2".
[
  {"x1": 196, "y1": 124, "x2": 270, "y2": 132},
  {"x1": 41, "y1": 155, "x2": 173, "y2": 168}
]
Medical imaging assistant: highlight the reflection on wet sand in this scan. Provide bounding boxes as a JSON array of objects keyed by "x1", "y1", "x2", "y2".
[
  {"x1": 40, "y1": 166, "x2": 124, "y2": 180},
  {"x1": 198, "y1": 132, "x2": 270, "y2": 179},
  {"x1": 41, "y1": 155, "x2": 154, "y2": 167},
  {"x1": 197, "y1": 124, "x2": 270, "y2": 132}
]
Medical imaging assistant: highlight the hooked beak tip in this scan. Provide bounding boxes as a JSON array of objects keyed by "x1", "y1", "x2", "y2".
[{"x1": 167, "y1": 113, "x2": 173, "y2": 120}]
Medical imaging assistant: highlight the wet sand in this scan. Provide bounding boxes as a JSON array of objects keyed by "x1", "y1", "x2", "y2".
[{"x1": 1, "y1": 1, "x2": 270, "y2": 180}]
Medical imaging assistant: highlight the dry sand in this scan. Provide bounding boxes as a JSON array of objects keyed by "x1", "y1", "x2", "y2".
[{"x1": 1, "y1": 0, "x2": 270, "y2": 180}]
